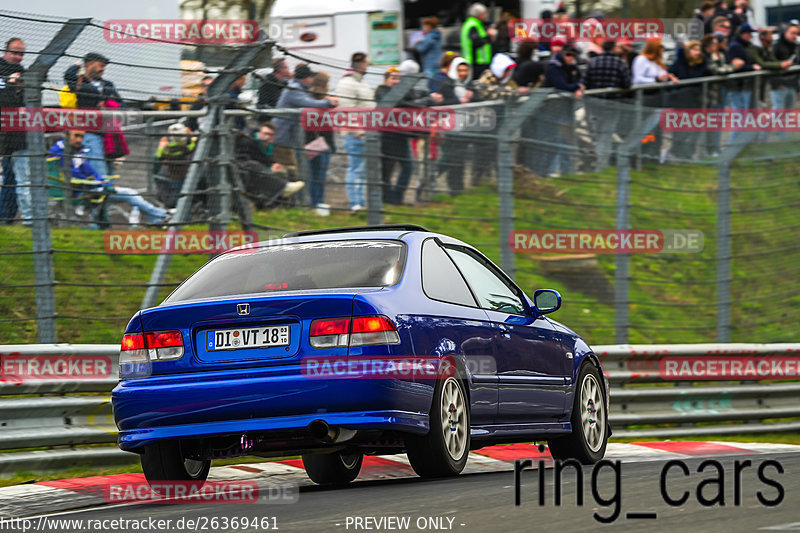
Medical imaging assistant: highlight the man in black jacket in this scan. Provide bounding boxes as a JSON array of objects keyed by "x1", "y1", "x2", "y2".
[
  {"x1": 374, "y1": 67, "x2": 440, "y2": 203},
  {"x1": 538, "y1": 43, "x2": 584, "y2": 177},
  {"x1": 257, "y1": 57, "x2": 290, "y2": 108},
  {"x1": 0, "y1": 37, "x2": 29, "y2": 224},
  {"x1": 771, "y1": 23, "x2": 799, "y2": 125},
  {"x1": 63, "y1": 52, "x2": 121, "y2": 179},
  {"x1": 584, "y1": 41, "x2": 632, "y2": 171},
  {"x1": 727, "y1": 24, "x2": 761, "y2": 110}
]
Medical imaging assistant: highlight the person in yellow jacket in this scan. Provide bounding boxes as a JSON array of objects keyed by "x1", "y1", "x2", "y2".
[{"x1": 460, "y1": 3, "x2": 497, "y2": 79}]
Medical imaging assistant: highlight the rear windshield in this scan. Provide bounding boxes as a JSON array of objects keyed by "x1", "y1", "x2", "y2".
[{"x1": 163, "y1": 240, "x2": 406, "y2": 303}]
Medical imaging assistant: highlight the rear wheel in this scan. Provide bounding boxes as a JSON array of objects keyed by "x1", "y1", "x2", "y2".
[
  {"x1": 406, "y1": 376, "x2": 470, "y2": 478},
  {"x1": 302, "y1": 451, "x2": 363, "y2": 485},
  {"x1": 548, "y1": 361, "x2": 608, "y2": 464},
  {"x1": 140, "y1": 440, "x2": 210, "y2": 489}
]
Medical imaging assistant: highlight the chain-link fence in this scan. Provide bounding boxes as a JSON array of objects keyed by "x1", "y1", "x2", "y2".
[{"x1": 1, "y1": 10, "x2": 799, "y2": 346}]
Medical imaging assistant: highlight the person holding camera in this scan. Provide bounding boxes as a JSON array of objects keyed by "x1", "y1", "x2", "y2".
[{"x1": 63, "y1": 52, "x2": 121, "y2": 179}]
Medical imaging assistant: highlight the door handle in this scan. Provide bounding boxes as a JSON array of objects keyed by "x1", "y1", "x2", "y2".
[{"x1": 498, "y1": 325, "x2": 511, "y2": 338}]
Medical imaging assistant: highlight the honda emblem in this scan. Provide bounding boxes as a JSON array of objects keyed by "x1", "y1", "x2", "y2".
[{"x1": 237, "y1": 303, "x2": 250, "y2": 316}]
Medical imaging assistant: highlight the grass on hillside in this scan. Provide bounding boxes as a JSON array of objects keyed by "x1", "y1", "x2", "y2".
[{"x1": 1, "y1": 156, "x2": 798, "y2": 345}]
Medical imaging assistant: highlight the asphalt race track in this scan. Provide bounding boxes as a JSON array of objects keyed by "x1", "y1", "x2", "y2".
[{"x1": 2, "y1": 442, "x2": 800, "y2": 532}]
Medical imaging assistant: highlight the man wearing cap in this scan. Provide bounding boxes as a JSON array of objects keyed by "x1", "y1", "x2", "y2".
[
  {"x1": 727, "y1": 23, "x2": 762, "y2": 112},
  {"x1": 0, "y1": 37, "x2": 29, "y2": 225},
  {"x1": 64, "y1": 52, "x2": 121, "y2": 179},
  {"x1": 257, "y1": 57, "x2": 291, "y2": 109},
  {"x1": 273, "y1": 63, "x2": 337, "y2": 189},
  {"x1": 335, "y1": 53, "x2": 374, "y2": 212},
  {"x1": 539, "y1": 43, "x2": 584, "y2": 177},
  {"x1": 461, "y1": 3, "x2": 497, "y2": 80}
]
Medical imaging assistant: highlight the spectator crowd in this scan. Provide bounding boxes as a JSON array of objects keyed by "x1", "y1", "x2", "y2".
[{"x1": 2, "y1": 0, "x2": 800, "y2": 226}]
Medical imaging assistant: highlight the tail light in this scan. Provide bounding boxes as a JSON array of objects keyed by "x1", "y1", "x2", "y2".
[
  {"x1": 120, "y1": 333, "x2": 149, "y2": 379},
  {"x1": 144, "y1": 330, "x2": 184, "y2": 360},
  {"x1": 309, "y1": 318, "x2": 350, "y2": 348},
  {"x1": 119, "y1": 330, "x2": 184, "y2": 379},
  {"x1": 309, "y1": 316, "x2": 400, "y2": 349},
  {"x1": 350, "y1": 315, "x2": 400, "y2": 346}
]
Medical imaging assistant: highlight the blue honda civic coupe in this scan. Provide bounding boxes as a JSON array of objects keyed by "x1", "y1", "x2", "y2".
[{"x1": 112, "y1": 225, "x2": 609, "y2": 486}]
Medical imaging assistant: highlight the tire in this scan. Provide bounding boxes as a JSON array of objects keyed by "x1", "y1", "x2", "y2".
[
  {"x1": 406, "y1": 376, "x2": 470, "y2": 478},
  {"x1": 302, "y1": 451, "x2": 363, "y2": 485},
  {"x1": 140, "y1": 440, "x2": 210, "y2": 489},
  {"x1": 548, "y1": 361, "x2": 608, "y2": 464}
]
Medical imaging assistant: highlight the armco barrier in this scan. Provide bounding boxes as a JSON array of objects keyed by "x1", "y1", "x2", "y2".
[{"x1": 0, "y1": 343, "x2": 798, "y2": 474}]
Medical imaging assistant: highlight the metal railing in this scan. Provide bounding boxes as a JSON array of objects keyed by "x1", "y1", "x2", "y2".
[{"x1": 0, "y1": 343, "x2": 798, "y2": 474}]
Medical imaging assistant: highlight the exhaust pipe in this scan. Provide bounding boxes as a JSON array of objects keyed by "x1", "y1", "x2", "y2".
[{"x1": 308, "y1": 420, "x2": 357, "y2": 443}]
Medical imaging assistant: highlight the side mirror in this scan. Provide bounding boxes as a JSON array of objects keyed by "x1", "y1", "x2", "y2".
[{"x1": 533, "y1": 289, "x2": 561, "y2": 315}]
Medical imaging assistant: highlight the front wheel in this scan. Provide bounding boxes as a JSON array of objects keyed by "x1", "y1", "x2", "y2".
[
  {"x1": 140, "y1": 440, "x2": 211, "y2": 489},
  {"x1": 302, "y1": 451, "x2": 363, "y2": 485},
  {"x1": 548, "y1": 361, "x2": 608, "y2": 464},
  {"x1": 406, "y1": 376, "x2": 470, "y2": 478}
]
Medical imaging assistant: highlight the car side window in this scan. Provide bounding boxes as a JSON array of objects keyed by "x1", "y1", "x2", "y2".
[
  {"x1": 421, "y1": 239, "x2": 478, "y2": 307},
  {"x1": 444, "y1": 247, "x2": 526, "y2": 315}
]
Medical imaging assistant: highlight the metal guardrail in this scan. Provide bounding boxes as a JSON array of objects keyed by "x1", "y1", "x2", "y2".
[{"x1": 0, "y1": 343, "x2": 798, "y2": 474}]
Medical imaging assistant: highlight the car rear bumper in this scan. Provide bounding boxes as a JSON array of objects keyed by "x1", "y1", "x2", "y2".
[
  {"x1": 116, "y1": 410, "x2": 429, "y2": 451},
  {"x1": 112, "y1": 366, "x2": 433, "y2": 451}
]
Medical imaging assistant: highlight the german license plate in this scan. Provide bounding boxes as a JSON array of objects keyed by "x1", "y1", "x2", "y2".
[{"x1": 206, "y1": 325, "x2": 290, "y2": 351}]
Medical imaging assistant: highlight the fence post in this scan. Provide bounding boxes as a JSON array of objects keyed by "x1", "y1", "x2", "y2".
[
  {"x1": 210, "y1": 118, "x2": 233, "y2": 249},
  {"x1": 634, "y1": 89, "x2": 643, "y2": 171},
  {"x1": 497, "y1": 103, "x2": 515, "y2": 278},
  {"x1": 497, "y1": 90, "x2": 552, "y2": 278},
  {"x1": 294, "y1": 110, "x2": 310, "y2": 207},
  {"x1": 716, "y1": 130, "x2": 755, "y2": 342},
  {"x1": 613, "y1": 103, "x2": 664, "y2": 343},
  {"x1": 142, "y1": 42, "x2": 270, "y2": 309},
  {"x1": 22, "y1": 18, "x2": 91, "y2": 342},
  {"x1": 614, "y1": 157, "x2": 631, "y2": 344},
  {"x1": 365, "y1": 130, "x2": 382, "y2": 225},
  {"x1": 717, "y1": 160, "x2": 731, "y2": 343},
  {"x1": 145, "y1": 117, "x2": 156, "y2": 197}
]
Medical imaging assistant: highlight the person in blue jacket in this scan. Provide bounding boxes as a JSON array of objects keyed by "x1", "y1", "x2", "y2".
[
  {"x1": 49, "y1": 131, "x2": 170, "y2": 226},
  {"x1": 415, "y1": 17, "x2": 443, "y2": 77},
  {"x1": 272, "y1": 63, "x2": 337, "y2": 172}
]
